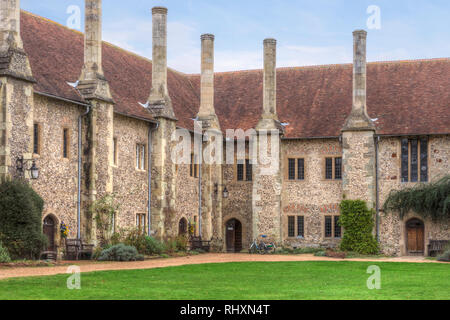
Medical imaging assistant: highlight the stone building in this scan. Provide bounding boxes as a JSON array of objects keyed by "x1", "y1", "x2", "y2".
[{"x1": 0, "y1": 0, "x2": 448, "y2": 256}]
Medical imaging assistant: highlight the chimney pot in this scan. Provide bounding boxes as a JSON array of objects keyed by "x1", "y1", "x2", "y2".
[
  {"x1": 201, "y1": 34, "x2": 215, "y2": 41},
  {"x1": 264, "y1": 38, "x2": 277, "y2": 45},
  {"x1": 152, "y1": 7, "x2": 168, "y2": 14}
]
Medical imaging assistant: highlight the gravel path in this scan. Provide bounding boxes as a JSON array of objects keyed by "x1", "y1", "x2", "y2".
[{"x1": 0, "y1": 254, "x2": 444, "y2": 280}]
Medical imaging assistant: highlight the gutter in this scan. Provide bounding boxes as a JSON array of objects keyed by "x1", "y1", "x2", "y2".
[
  {"x1": 35, "y1": 91, "x2": 89, "y2": 107},
  {"x1": 148, "y1": 122, "x2": 160, "y2": 236},
  {"x1": 77, "y1": 104, "x2": 91, "y2": 240}
]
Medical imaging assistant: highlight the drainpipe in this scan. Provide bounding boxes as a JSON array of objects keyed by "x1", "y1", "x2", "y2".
[
  {"x1": 198, "y1": 132, "x2": 203, "y2": 238},
  {"x1": 375, "y1": 136, "x2": 380, "y2": 242},
  {"x1": 77, "y1": 104, "x2": 91, "y2": 240},
  {"x1": 148, "y1": 122, "x2": 159, "y2": 237}
]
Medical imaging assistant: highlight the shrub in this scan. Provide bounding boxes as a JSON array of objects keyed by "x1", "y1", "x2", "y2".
[
  {"x1": 0, "y1": 180, "x2": 47, "y2": 259},
  {"x1": 437, "y1": 249, "x2": 450, "y2": 262},
  {"x1": 164, "y1": 237, "x2": 178, "y2": 254},
  {"x1": 175, "y1": 235, "x2": 188, "y2": 252},
  {"x1": 123, "y1": 228, "x2": 148, "y2": 254},
  {"x1": 314, "y1": 250, "x2": 326, "y2": 257},
  {"x1": 98, "y1": 244, "x2": 144, "y2": 262},
  {"x1": 144, "y1": 236, "x2": 165, "y2": 255},
  {"x1": 0, "y1": 241, "x2": 11, "y2": 263},
  {"x1": 339, "y1": 200, "x2": 379, "y2": 255}
]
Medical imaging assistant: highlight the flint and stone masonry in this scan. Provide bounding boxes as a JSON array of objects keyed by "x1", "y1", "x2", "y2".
[{"x1": 0, "y1": 0, "x2": 448, "y2": 255}]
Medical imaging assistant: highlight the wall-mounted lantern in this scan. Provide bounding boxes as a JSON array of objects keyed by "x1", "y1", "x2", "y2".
[
  {"x1": 222, "y1": 186, "x2": 229, "y2": 199},
  {"x1": 16, "y1": 157, "x2": 39, "y2": 180}
]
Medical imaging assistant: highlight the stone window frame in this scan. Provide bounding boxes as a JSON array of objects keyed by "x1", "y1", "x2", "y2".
[
  {"x1": 62, "y1": 127, "x2": 70, "y2": 159},
  {"x1": 136, "y1": 213, "x2": 147, "y2": 234},
  {"x1": 135, "y1": 143, "x2": 147, "y2": 171},
  {"x1": 399, "y1": 137, "x2": 429, "y2": 184},
  {"x1": 284, "y1": 155, "x2": 307, "y2": 182},
  {"x1": 323, "y1": 215, "x2": 342, "y2": 239},
  {"x1": 112, "y1": 137, "x2": 119, "y2": 167},
  {"x1": 287, "y1": 215, "x2": 305, "y2": 239},
  {"x1": 322, "y1": 155, "x2": 343, "y2": 181},
  {"x1": 235, "y1": 157, "x2": 253, "y2": 182},
  {"x1": 33, "y1": 122, "x2": 42, "y2": 156},
  {"x1": 190, "y1": 153, "x2": 199, "y2": 178}
]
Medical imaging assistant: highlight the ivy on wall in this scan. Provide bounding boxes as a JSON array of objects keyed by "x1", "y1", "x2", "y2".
[
  {"x1": 383, "y1": 176, "x2": 450, "y2": 222},
  {"x1": 339, "y1": 200, "x2": 379, "y2": 255}
]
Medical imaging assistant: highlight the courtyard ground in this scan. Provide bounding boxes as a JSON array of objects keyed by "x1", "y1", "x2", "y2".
[
  {"x1": 0, "y1": 259, "x2": 448, "y2": 300},
  {"x1": 0, "y1": 253, "x2": 442, "y2": 280}
]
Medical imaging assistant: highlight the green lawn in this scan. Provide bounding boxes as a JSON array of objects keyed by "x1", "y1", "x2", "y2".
[{"x1": 0, "y1": 261, "x2": 448, "y2": 300}]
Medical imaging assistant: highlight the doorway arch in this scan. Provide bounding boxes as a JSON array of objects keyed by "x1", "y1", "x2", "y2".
[
  {"x1": 226, "y1": 219, "x2": 242, "y2": 253},
  {"x1": 179, "y1": 218, "x2": 188, "y2": 235},
  {"x1": 406, "y1": 218, "x2": 425, "y2": 256},
  {"x1": 43, "y1": 215, "x2": 56, "y2": 251}
]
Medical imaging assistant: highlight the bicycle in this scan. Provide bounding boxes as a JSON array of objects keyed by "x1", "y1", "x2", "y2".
[{"x1": 249, "y1": 235, "x2": 277, "y2": 254}]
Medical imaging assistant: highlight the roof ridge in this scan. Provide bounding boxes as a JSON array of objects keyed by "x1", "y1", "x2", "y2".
[{"x1": 186, "y1": 57, "x2": 450, "y2": 76}]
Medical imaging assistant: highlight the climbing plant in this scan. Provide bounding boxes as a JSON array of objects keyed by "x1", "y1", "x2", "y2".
[
  {"x1": 90, "y1": 194, "x2": 120, "y2": 247},
  {"x1": 383, "y1": 176, "x2": 450, "y2": 222}
]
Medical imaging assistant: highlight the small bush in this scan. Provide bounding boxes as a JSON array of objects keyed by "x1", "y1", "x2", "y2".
[
  {"x1": 164, "y1": 238, "x2": 178, "y2": 254},
  {"x1": 0, "y1": 180, "x2": 47, "y2": 259},
  {"x1": 175, "y1": 235, "x2": 188, "y2": 252},
  {"x1": 437, "y1": 249, "x2": 450, "y2": 262},
  {"x1": 123, "y1": 229, "x2": 148, "y2": 254},
  {"x1": 144, "y1": 237, "x2": 165, "y2": 255},
  {"x1": 0, "y1": 242, "x2": 11, "y2": 263},
  {"x1": 314, "y1": 250, "x2": 326, "y2": 257},
  {"x1": 339, "y1": 200, "x2": 379, "y2": 255},
  {"x1": 98, "y1": 244, "x2": 144, "y2": 262}
]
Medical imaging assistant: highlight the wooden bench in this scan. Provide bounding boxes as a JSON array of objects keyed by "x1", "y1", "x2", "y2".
[
  {"x1": 428, "y1": 240, "x2": 450, "y2": 257},
  {"x1": 65, "y1": 239, "x2": 94, "y2": 260},
  {"x1": 190, "y1": 236, "x2": 211, "y2": 252},
  {"x1": 40, "y1": 246, "x2": 58, "y2": 261}
]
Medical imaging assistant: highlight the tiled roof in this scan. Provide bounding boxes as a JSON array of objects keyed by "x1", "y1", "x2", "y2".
[{"x1": 21, "y1": 11, "x2": 450, "y2": 138}]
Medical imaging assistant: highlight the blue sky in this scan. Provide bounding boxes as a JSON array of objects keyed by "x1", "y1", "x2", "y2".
[{"x1": 22, "y1": 0, "x2": 450, "y2": 73}]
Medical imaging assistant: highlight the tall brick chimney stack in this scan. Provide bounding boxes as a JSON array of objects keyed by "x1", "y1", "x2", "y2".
[
  {"x1": 256, "y1": 38, "x2": 281, "y2": 131},
  {"x1": 343, "y1": 30, "x2": 374, "y2": 130},
  {"x1": 197, "y1": 34, "x2": 220, "y2": 130},
  {"x1": 77, "y1": 0, "x2": 112, "y2": 102},
  {"x1": 80, "y1": 0, "x2": 104, "y2": 81},
  {"x1": 0, "y1": 0, "x2": 23, "y2": 51},
  {"x1": 341, "y1": 29, "x2": 376, "y2": 208},
  {"x1": 148, "y1": 7, "x2": 174, "y2": 118}
]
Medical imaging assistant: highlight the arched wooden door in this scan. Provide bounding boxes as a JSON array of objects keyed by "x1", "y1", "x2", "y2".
[
  {"x1": 406, "y1": 219, "x2": 424, "y2": 255},
  {"x1": 226, "y1": 219, "x2": 242, "y2": 253},
  {"x1": 179, "y1": 218, "x2": 188, "y2": 235},
  {"x1": 43, "y1": 216, "x2": 56, "y2": 251}
]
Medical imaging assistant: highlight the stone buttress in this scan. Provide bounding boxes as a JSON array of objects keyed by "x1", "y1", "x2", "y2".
[
  {"x1": 0, "y1": 0, "x2": 35, "y2": 182},
  {"x1": 77, "y1": 0, "x2": 115, "y2": 242}
]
